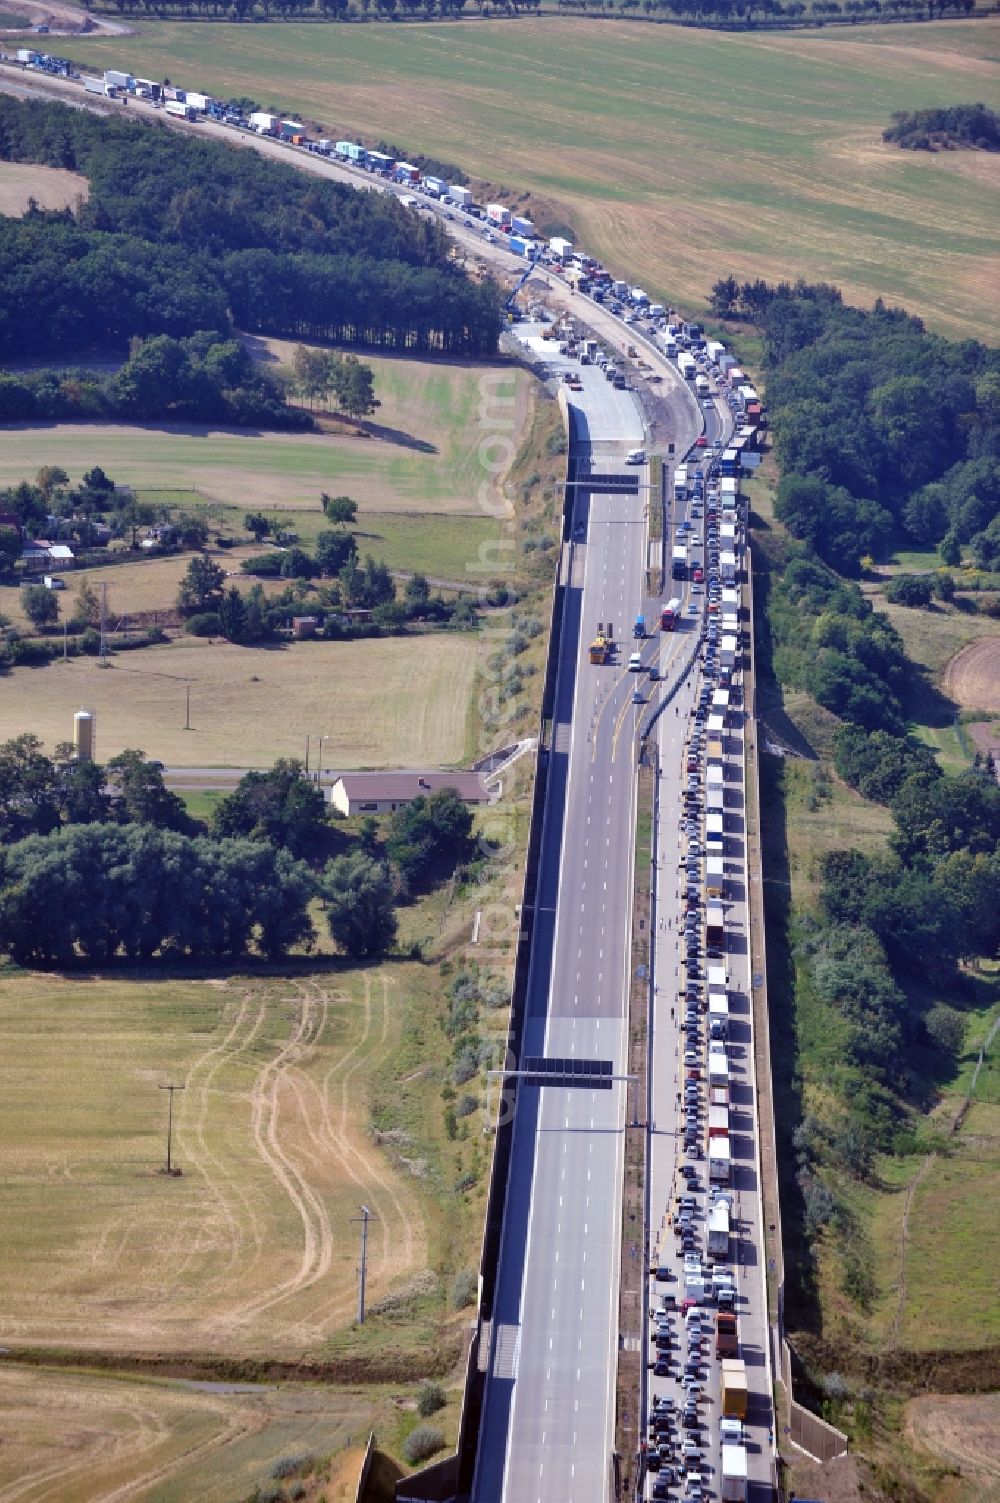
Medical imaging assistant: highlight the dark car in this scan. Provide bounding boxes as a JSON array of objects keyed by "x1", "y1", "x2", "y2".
[{"x1": 653, "y1": 1356, "x2": 671, "y2": 1376}]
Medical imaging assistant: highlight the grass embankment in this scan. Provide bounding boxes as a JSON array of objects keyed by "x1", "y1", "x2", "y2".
[{"x1": 67, "y1": 17, "x2": 1000, "y2": 341}]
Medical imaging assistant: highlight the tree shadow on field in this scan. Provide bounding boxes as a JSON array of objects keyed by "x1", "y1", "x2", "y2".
[
  {"x1": 904, "y1": 656, "x2": 958, "y2": 731},
  {"x1": 354, "y1": 418, "x2": 437, "y2": 455}
]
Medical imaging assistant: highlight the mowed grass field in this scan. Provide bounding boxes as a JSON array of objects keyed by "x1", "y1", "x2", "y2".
[
  {"x1": 68, "y1": 17, "x2": 1000, "y2": 339},
  {"x1": 0, "y1": 632, "x2": 479, "y2": 766},
  {"x1": 0, "y1": 1364, "x2": 379, "y2": 1503},
  {"x1": 0, "y1": 966, "x2": 462, "y2": 1360}
]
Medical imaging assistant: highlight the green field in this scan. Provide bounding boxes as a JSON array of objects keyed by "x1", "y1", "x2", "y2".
[{"x1": 67, "y1": 17, "x2": 1000, "y2": 340}]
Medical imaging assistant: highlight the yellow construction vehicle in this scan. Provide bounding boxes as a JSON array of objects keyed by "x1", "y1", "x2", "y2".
[{"x1": 589, "y1": 620, "x2": 613, "y2": 665}]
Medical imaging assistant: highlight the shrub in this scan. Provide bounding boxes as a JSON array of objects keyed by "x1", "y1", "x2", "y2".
[
  {"x1": 451, "y1": 1267, "x2": 477, "y2": 1310},
  {"x1": 417, "y1": 1381, "x2": 446, "y2": 1417},
  {"x1": 455, "y1": 1093, "x2": 478, "y2": 1118},
  {"x1": 924, "y1": 1003, "x2": 966, "y2": 1057},
  {"x1": 402, "y1": 1425, "x2": 445, "y2": 1465},
  {"x1": 185, "y1": 612, "x2": 222, "y2": 637},
  {"x1": 271, "y1": 1454, "x2": 315, "y2": 1481},
  {"x1": 452, "y1": 1048, "x2": 478, "y2": 1085},
  {"x1": 885, "y1": 572, "x2": 933, "y2": 608},
  {"x1": 241, "y1": 552, "x2": 284, "y2": 577}
]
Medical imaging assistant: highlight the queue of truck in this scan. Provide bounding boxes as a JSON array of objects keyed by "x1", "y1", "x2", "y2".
[{"x1": 641, "y1": 384, "x2": 763, "y2": 1500}]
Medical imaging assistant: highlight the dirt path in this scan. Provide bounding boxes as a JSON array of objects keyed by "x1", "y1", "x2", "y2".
[{"x1": 889, "y1": 1152, "x2": 935, "y2": 1351}]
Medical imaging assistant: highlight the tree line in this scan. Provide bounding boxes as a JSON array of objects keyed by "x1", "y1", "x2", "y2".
[
  {"x1": 0, "y1": 735, "x2": 477, "y2": 966},
  {"x1": 85, "y1": 0, "x2": 974, "y2": 22},
  {"x1": 0, "y1": 332, "x2": 309, "y2": 430},
  {"x1": 712, "y1": 276, "x2": 1000, "y2": 574},
  {"x1": 883, "y1": 103, "x2": 1000, "y2": 152},
  {"x1": 0, "y1": 98, "x2": 503, "y2": 364}
]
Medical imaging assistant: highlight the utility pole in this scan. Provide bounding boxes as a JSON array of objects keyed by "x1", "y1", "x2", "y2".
[
  {"x1": 353, "y1": 1204, "x2": 377, "y2": 1324},
  {"x1": 99, "y1": 581, "x2": 109, "y2": 667},
  {"x1": 184, "y1": 683, "x2": 191, "y2": 732},
  {"x1": 158, "y1": 1083, "x2": 184, "y2": 1175},
  {"x1": 304, "y1": 733, "x2": 310, "y2": 776}
]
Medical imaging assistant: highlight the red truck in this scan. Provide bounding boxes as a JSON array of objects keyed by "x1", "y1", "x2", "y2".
[{"x1": 716, "y1": 1310, "x2": 738, "y2": 1358}]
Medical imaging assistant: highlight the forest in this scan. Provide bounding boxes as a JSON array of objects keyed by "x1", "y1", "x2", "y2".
[
  {"x1": 883, "y1": 102, "x2": 1000, "y2": 151},
  {"x1": 0, "y1": 97, "x2": 503, "y2": 364},
  {"x1": 711, "y1": 276, "x2": 1000, "y2": 575}
]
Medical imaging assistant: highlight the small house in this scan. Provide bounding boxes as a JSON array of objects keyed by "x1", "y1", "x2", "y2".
[{"x1": 328, "y1": 771, "x2": 493, "y2": 818}]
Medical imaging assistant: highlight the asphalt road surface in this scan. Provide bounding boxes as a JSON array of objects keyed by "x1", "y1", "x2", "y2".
[
  {"x1": 644, "y1": 383, "x2": 777, "y2": 1499},
  {"x1": 473, "y1": 358, "x2": 646, "y2": 1503}
]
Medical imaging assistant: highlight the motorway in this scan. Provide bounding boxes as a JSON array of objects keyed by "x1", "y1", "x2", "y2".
[{"x1": 473, "y1": 348, "x2": 646, "y2": 1503}]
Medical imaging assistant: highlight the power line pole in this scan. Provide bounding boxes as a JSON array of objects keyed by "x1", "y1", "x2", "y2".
[
  {"x1": 158, "y1": 1083, "x2": 184, "y2": 1175},
  {"x1": 99, "y1": 581, "x2": 109, "y2": 667},
  {"x1": 353, "y1": 1205, "x2": 377, "y2": 1324}
]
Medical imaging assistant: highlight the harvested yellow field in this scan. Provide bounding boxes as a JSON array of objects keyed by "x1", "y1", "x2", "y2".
[
  {"x1": 0, "y1": 971, "x2": 433, "y2": 1358},
  {"x1": 0, "y1": 632, "x2": 479, "y2": 768},
  {"x1": 0, "y1": 159, "x2": 88, "y2": 216},
  {"x1": 0, "y1": 1363, "x2": 379, "y2": 1503}
]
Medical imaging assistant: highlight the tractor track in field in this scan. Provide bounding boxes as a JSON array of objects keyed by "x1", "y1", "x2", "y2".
[{"x1": 231, "y1": 983, "x2": 334, "y2": 1327}]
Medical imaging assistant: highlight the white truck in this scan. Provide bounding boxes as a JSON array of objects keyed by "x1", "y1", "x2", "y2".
[
  {"x1": 707, "y1": 1201, "x2": 730, "y2": 1259},
  {"x1": 709, "y1": 1135, "x2": 731, "y2": 1185},
  {"x1": 165, "y1": 100, "x2": 197, "y2": 121},
  {"x1": 721, "y1": 1443, "x2": 748, "y2": 1502},
  {"x1": 678, "y1": 352, "x2": 697, "y2": 380},
  {"x1": 708, "y1": 1040, "x2": 729, "y2": 1077},
  {"x1": 708, "y1": 992, "x2": 727, "y2": 1032},
  {"x1": 549, "y1": 235, "x2": 573, "y2": 259}
]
